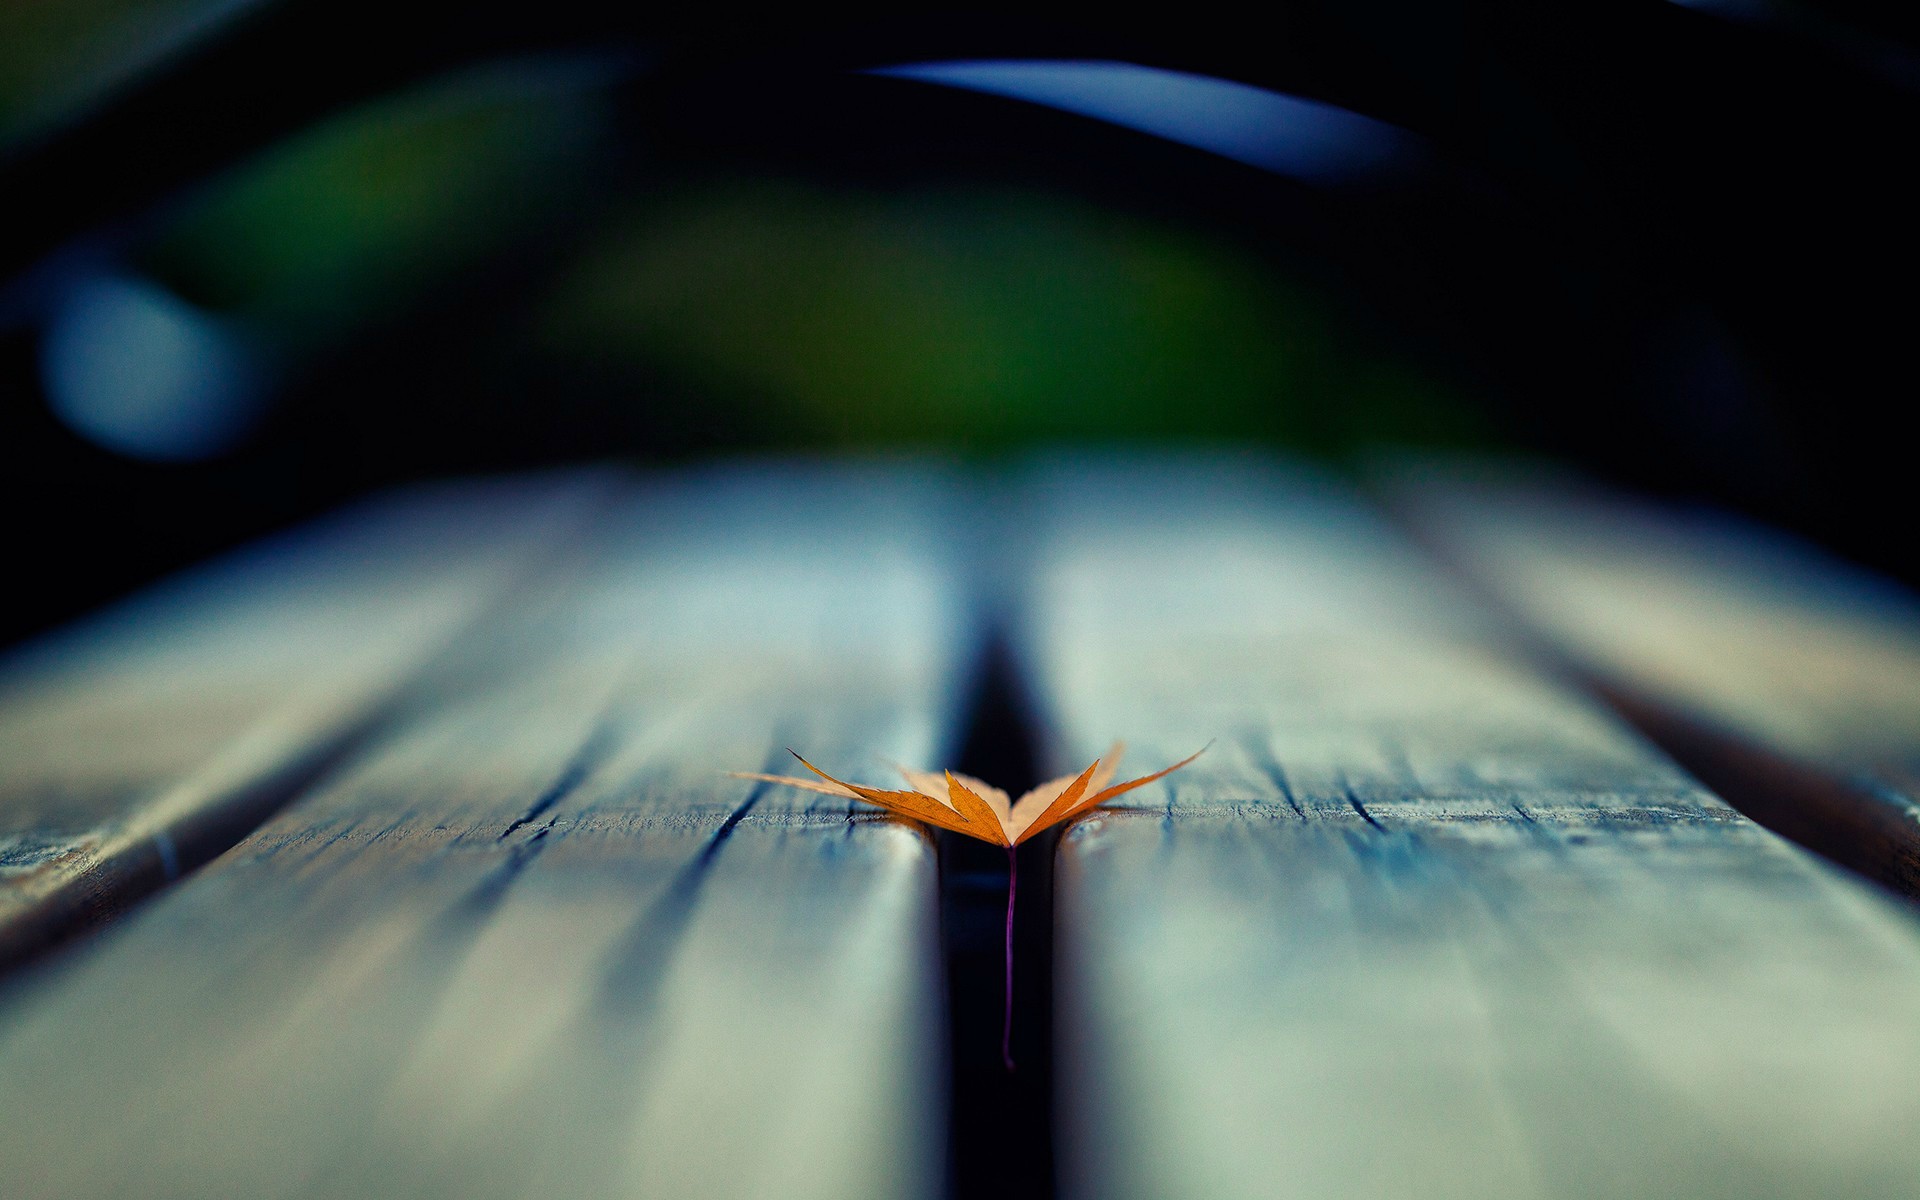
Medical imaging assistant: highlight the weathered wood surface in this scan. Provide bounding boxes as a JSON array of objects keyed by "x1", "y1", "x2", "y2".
[
  {"x1": 0, "y1": 463, "x2": 959, "y2": 1200},
  {"x1": 0, "y1": 472, "x2": 614, "y2": 966},
  {"x1": 1392, "y1": 460, "x2": 1920, "y2": 894},
  {"x1": 1020, "y1": 455, "x2": 1920, "y2": 1200}
]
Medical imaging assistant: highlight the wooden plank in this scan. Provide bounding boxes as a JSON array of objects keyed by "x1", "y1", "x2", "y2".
[
  {"x1": 0, "y1": 462, "x2": 957, "y2": 1200},
  {"x1": 0, "y1": 472, "x2": 614, "y2": 966},
  {"x1": 1019, "y1": 454, "x2": 1920, "y2": 1200},
  {"x1": 1391, "y1": 460, "x2": 1920, "y2": 894}
]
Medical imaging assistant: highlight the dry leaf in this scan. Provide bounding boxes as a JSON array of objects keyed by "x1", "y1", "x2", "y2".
[
  {"x1": 731, "y1": 740, "x2": 1206, "y2": 1072},
  {"x1": 732, "y1": 742, "x2": 1207, "y2": 846}
]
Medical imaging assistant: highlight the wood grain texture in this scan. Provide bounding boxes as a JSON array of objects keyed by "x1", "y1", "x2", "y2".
[
  {"x1": 1391, "y1": 459, "x2": 1920, "y2": 893},
  {"x1": 0, "y1": 472, "x2": 615, "y2": 966},
  {"x1": 0, "y1": 463, "x2": 961, "y2": 1200},
  {"x1": 1019, "y1": 454, "x2": 1920, "y2": 1200}
]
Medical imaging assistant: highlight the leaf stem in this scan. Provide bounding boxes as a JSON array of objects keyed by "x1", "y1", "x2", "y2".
[{"x1": 1003, "y1": 842, "x2": 1017, "y2": 1072}]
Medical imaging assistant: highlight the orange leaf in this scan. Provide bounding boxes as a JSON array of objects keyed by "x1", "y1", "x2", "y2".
[
  {"x1": 1009, "y1": 759, "x2": 1102, "y2": 845},
  {"x1": 736, "y1": 741, "x2": 1206, "y2": 1076},
  {"x1": 735, "y1": 742, "x2": 1205, "y2": 848},
  {"x1": 1016, "y1": 744, "x2": 1208, "y2": 842},
  {"x1": 945, "y1": 771, "x2": 1013, "y2": 845},
  {"x1": 788, "y1": 752, "x2": 978, "y2": 837},
  {"x1": 1079, "y1": 742, "x2": 1212, "y2": 811}
]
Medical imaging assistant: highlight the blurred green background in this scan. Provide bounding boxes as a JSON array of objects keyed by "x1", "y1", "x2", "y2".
[
  {"x1": 7, "y1": 0, "x2": 1917, "y2": 646},
  {"x1": 4, "y1": 2, "x2": 1487, "y2": 470}
]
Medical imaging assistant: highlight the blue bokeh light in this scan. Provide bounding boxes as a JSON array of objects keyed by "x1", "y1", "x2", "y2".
[
  {"x1": 872, "y1": 59, "x2": 1420, "y2": 186},
  {"x1": 40, "y1": 272, "x2": 269, "y2": 462}
]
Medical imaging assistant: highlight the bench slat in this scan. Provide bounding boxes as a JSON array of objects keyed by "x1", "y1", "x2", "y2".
[
  {"x1": 0, "y1": 464, "x2": 959, "y2": 1200},
  {"x1": 0, "y1": 473, "x2": 613, "y2": 966},
  {"x1": 1392, "y1": 460, "x2": 1920, "y2": 894},
  {"x1": 1022, "y1": 455, "x2": 1920, "y2": 1200}
]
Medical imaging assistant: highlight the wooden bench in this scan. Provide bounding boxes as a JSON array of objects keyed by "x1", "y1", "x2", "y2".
[
  {"x1": 4, "y1": 453, "x2": 1920, "y2": 1199},
  {"x1": 1019, "y1": 455, "x2": 1920, "y2": 1200},
  {"x1": 1393, "y1": 459, "x2": 1920, "y2": 894},
  {"x1": 0, "y1": 462, "x2": 960, "y2": 1199},
  {"x1": 0, "y1": 472, "x2": 614, "y2": 967}
]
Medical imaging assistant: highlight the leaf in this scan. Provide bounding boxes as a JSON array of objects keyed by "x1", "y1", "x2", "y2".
[
  {"x1": 737, "y1": 742, "x2": 1207, "y2": 1075},
  {"x1": 943, "y1": 772, "x2": 1006, "y2": 834},
  {"x1": 789, "y1": 752, "x2": 980, "y2": 837},
  {"x1": 736, "y1": 743, "x2": 1206, "y2": 847},
  {"x1": 1004, "y1": 742, "x2": 1120, "y2": 842},
  {"x1": 1080, "y1": 742, "x2": 1211, "y2": 809},
  {"x1": 1008, "y1": 759, "x2": 1101, "y2": 845},
  {"x1": 894, "y1": 764, "x2": 1013, "y2": 832}
]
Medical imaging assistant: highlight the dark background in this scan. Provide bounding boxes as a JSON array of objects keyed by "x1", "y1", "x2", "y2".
[{"x1": 2, "y1": 1, "x2": 1915, "y2": 649}]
